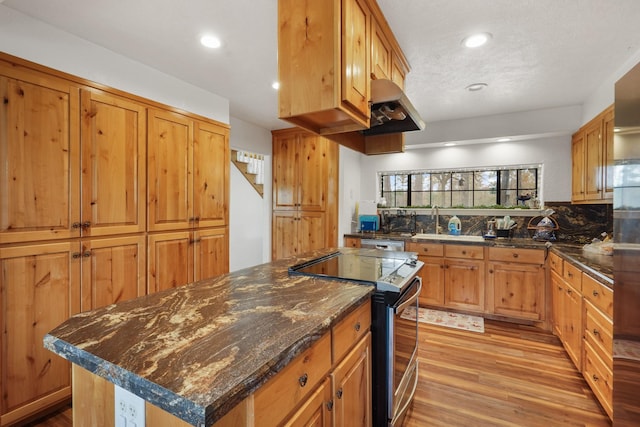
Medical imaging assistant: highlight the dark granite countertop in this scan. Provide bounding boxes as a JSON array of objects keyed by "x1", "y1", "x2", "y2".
[
  {"x1": 44, "y1": 249, "x2": 373, "y2": 427},
  {"x1": 346, "y1": 232, "x2": 614, "y2": 286}
]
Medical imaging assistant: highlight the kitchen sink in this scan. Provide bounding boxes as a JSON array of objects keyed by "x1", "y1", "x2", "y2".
[{"x1": 411, "y1": 233, "x2": 486, "y2": 242}]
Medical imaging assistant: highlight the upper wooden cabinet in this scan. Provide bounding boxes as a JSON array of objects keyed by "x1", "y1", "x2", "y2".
[
  {"x1": 80, "y1": 89, "x2": 147, "y2": 237},
  {"x1": 277, "y1": 0, "x2": 409, "y2": 137},
  {"x1": 148, "y1": 109, "x2": 229, "y2": 231},
  {"x1": 571, "y1": 105, "x2": 614, "y2": 204},
  {"x1": 0, "y1": 73, "x2": 80, "y2": 244}
]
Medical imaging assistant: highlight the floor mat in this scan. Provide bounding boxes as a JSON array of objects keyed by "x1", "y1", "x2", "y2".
[{"x1": 401, "y1": 306, "x2": 484, "y2": 333}]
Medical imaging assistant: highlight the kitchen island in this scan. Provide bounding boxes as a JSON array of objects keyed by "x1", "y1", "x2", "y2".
[{"x1": 44, "y1": 249, "x2": 374, "y2": 427}]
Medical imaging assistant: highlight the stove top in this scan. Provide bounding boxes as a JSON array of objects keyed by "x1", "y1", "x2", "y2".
[{"x1": 289, "y1": 249, "x2": 423, "y2": 293}]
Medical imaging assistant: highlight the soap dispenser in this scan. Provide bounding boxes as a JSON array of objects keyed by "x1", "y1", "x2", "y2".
[{"x1": 448, "y1": 215, "x2": 461, "y2": 235}]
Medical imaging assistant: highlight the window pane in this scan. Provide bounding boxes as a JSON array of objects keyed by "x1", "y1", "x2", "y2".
[
  {"x1": 452, "y1": 172, "x2": 472, "y2": 190},
  {"x1": 519, "y1": 169, "x2": 537, "y2": 189},
  {"x1": 475, "y1": 171, "x2": 497, "y2": 190},
  {"x1": 395, "y1": 192, "x2": 408, "y2": 207},
  {"x1": 392, "y1": 174, "x2": 408, "y2": 191},
  {"x1": 452, "y1": 191, "x2": 473, "y2": 207},
  {"x1": 474, "y1": 191, "x2": 497, "y2": 206},
  {"x1": 431, "y1": 173, "x2": 451, "y2": 191},
  {"x1": 411, "y1": 192, "x2": 430, "y2": 206},
  {"x1": 500, "y1": 189, "x2": 518, "y2": 207},
  {"x1": 411, "y1": 173, "x2": 430, "y2": 191},
  {"x1": 431, "y1": 192, "x2": 451, "y2": 207}
]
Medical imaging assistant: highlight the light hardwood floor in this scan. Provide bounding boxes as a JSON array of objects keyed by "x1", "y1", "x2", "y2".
[
  {"x1": 26, "y1": 320, "x2": 609, "y2": 427},
  {"x1": 404, "y1": 319, "x2": 611, "y2": 427}
]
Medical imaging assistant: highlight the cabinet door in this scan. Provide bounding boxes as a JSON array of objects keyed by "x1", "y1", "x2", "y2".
[
  {"x1": 390, "y1": 53, "x2": 406, "y2": 89},
  {"x1": 81, "y1": 236, "x2": 146, "y2": 311},
  {"x1": 332, "y1": 333, "x2": 371, "y2": 427},
  {"x1": 418, "y1": 257, "x2": 445, "y2": 306},
  {"x1": 341, "y1": 0, "x2": 370, "y2": 120},
  {"x1": 298, "y1": 211, "x2": 327, "y2": 254},
  {"x1": 564, "y1": 282, "x2": 583, "y2": 370},
  {"x1": 0, "y1": 75, "x2": 80, "y2": 244},
  {"x1": 0, "y1": 242, "x2": 80, "y2": 421},
  {"x1": 371, "y1": 21, "x2": 391, "y2": 80},
  {"x1": 551, "y1": 270, "x2": 564, "y2": 339},
  {"x1": 602, "y1": 106, "x2": 614, "y2": 200},
  {"x1": 571, "y1": 131, "x2": 585, "y2": 202},
  {"x1": 80, "y1": 89, "x2": 146, "y2": 237},
  {"x1": 444, "y1": 259, "x2": 484, "y2": 312},
  {"x1": 273, "y1": 211, "x2": 298, "y2": 260},
  {"x1": 193, "y1": 121, "x2": 229, "y2": 228},
  {"x1": 148, "y1": 109, "x2": 193, "y2": 231},
  {"x1": 299, "y1": 135, "x2": 330, "y2": 212},
  {"x1": 584, "y1": 119, "x2": 603, "y2": 201},
  {"x1": 193, "y1": 227, "x2": 229, "y2": 281},
  {"x1": 487, "y1": 261, "x2": 544, "y2": 320},
  {"x1": 284, "y1": 377, "x2": 332, "y2": 427},
  {"x1": 273, "y1": 133, "x2": 299, "y2": 210},
  {"x1": 148, "y1": 232, "x2": 193, "y2": 293}
]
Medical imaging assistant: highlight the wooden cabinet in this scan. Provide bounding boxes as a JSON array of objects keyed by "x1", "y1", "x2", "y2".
[
  {"x1": 272, "y1": 129, "x2": 338, "y2": 260},
  {"x1": 331, "y1": 333, "x2": 371, "y2": 427},
  {"x1": 443, "y1": 245, "x2": 485, "y2": 313},
  {"x1": 80, "y1": 88, "x2": 146, "y2": 237},
  {"x1": 486, "y1": 247, "x2": 545, "y2": 321},
  {"x1": 277, "y1": 0, "x2": 409, "y2": 137},
  {"x1": 551, "y1": 258, "x2": 583, "y2": 371},
  {"x1": 571, "y1": 105, "x2": 614, "y2": 204},
  {"x1": 0, "y1": 242, "x2": 81, "y2": 426},
  {"x1": 406, "y1": 242, "x2": 445, "y2": 306},
  {"x1": 148, "y1": 228, "x2": 229, "y2": 293},
  {"x1": 285, "y1": 377, "x2": 333, "y2": 427},
  {"x1": 343, "y1": 237, "x2": 362, "y2": 248},
  {"x1": 0, "y1": 72, "x2": 80, "y2": 245},
  {"x1": 80, "y1": 235, "x2": 146, "y2": 311}
]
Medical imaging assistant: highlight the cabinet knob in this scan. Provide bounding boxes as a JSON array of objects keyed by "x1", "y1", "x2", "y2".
[
  {"x1": 567, "y1": 272, "x2": 573, "y2": 278},
  {"x1": 593, "y1": 328, "x2": 600, "y2": 336},
  {"x1": 512, "y1": 253, "x2": 519, "y2": 258},
  {"x1": 72, "y1": 252, "x2": 82, "y2": 259},
  {"x1": 72, "y1": 222, "x2": 82, "y2": 229},
  {"x1": 354, "y1": 322, "x2": 361, "y2": 332},
  {"x1": 81, "y1": 221, "x2": 91, "y2": 229},
  {"x1": 336, "y1": 388, "x2": 343, "y2": 399},
  {"x1": 592, "y1": 290, "x2": 599, "y2": 297},
  {"x1": 423, "y1": 248, "x2": 429, "y2": 252},
  {"x1": 462, "y1": 250, "x2": 467, "y2": 255},
  {"x1": 298, "y1": 373, "x2": 308, "y2": 387},
  {"x1": 489, "y1": 269, "x2": 494, "y2": 274},
  {"x1": 326, "y1": 400, "x2": 334, "y2": 411},
  {"x1": 83, "y1": 250, "x2": 91, "y2": 258},
  {"x1": 592, "y1": 374, "x2": 599, "y2": 382}
]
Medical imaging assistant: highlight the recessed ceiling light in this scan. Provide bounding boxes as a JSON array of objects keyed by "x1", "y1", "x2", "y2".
[
  {"x1": 272, "y1": 81, "x2": 280, "y2": 90},
  {"x1": 200, "y1": 35, "x2": 221, "y2": 49},
  {"x1": 444, "y1": 142, "x2": 456, "y2": 147},
  {"x1": 465, "y1": 83, "x2": 488, "y2": 92},
  {"x1": 462, "y1": 32, "x2": 492, "y2": 48},
  {"x1": 497, "y1": 138, "x2": 511, "y2": 142},
  {"x1": 614, "y1": 127, "x2": 621, "y2": 132}
]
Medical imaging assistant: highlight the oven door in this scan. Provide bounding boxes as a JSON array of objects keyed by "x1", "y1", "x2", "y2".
[{"x1": 387, "y1": 276, "x2": 421, "y2": 426}]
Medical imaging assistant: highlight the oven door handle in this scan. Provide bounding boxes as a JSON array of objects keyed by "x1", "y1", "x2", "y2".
[
  {"x1": 391, "y1": 360, "x2": 420, "y2": 426},
  {"x1": 394, "y1": 277, "x2": 422, "y2": 314}
]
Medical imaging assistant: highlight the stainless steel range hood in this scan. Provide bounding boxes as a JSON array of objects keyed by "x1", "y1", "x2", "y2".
[{"x1": 362, "y1": 79, "x2": 426, "y2": 136}]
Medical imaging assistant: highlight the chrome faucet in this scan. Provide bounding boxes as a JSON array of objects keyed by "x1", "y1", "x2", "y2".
[{"x1": 431, "y1": 205, "x2": 440, "y2": 234}]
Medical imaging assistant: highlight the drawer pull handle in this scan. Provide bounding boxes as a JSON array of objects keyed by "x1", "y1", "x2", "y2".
[
  {"x1": 72, "y1": 222, "x2": 82, "y2": 229},
  {"x1": 512, "y1": 253, "x2": 519, "y2": 258},
  {"x1": 326, "y1": 400, "x2": 334, "y2": 411},
  {"x1": 567, "y1": 272, "x2": 573, "y2": 278},
  {"x1": 298, "y1": 373, "x2": 308, "y2": 387},
  {"x1": 593, "y1": 290, "x2": 599, "y2": 297},
  {"x1": 336, "y1": 388, "x2": 343, "y2": 399},
  {"x1": 462, "y1": 250, "x2": 467, "y2": 255},
  {"x1": 593, "y1": 374, "x2": 599, "y2": 382},
  {"x1": 354, "y1": 322, "x2": 361, "y2": 332},
  {"x1": 593, "y1": 329, "x2": 600, "y2": 336}
]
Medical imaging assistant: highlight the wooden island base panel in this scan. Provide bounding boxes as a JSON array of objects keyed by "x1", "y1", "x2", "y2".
[{"x1": 44, "y1": 249, "x2": 374, "y2": 427}]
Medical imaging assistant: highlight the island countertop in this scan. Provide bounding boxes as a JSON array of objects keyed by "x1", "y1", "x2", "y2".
[{"x1": 44, "y1": 249, "x2": 373, "y2": 427}]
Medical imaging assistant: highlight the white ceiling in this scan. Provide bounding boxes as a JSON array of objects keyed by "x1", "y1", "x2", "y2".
[{"x1": 5, "y1": 0, "x2": 640, "y2": 146}]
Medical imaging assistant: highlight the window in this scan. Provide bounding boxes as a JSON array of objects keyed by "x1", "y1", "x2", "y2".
[{"x1": 379, "y1": 166, "x2": 540, "y2": 208}]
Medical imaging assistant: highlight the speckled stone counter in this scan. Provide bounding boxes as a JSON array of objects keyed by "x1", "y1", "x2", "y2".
[
  {"x1": 44, "y1": 249, "x2": 373, "y2": 427},
  {"x1": 550, "y1": 243, "x2": 613, "y2": 286}
]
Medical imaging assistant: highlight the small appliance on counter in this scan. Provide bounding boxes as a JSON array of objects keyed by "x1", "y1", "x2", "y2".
[{"x1": 359, "y1": 214, "x2": 380, "y2": 231}]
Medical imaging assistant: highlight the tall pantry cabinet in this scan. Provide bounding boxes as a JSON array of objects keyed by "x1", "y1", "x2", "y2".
[
  {"x1": 271, "y1": 128, "x2": 339, "y2": 260},
  {"x1": 0, "y1": 54, "x2": 229, "y2": 425}
]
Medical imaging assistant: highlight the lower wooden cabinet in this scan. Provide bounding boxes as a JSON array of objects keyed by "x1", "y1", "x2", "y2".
[
  {"x1": 0, "y1": 242, "x2": 81, "y2": 426},
  {"x1": 331, "y1": 333, "x2": 371, "y2": 427},
  {"x1": 443, "y1": 245, "x2": 485, "y2": 313},
  {"x1": 147, "y1": 227, "x2": 229, "y2": 293},
  {"x1": 406, "y1": 242, "x2": 445, "y2": 306},
  {"x1": 285, "y1": 377, "x2": 333, "y2": 427}
]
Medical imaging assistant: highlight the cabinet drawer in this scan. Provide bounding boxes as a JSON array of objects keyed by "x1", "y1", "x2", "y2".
[
  {"x1": 406, "y1": 242, "x2": 444, "y2": 257},
  {"x1": 254, "y1": 332, "x2": 332, "y2": 427},
  {"x1": 563, "y1": 262, "x2": 582, "y2": 292},
  {"x1": 548, "y1": 251, "x2": 563, "y2": 275},
  {"x1": 445, "y1": 244, "x2": 484, "y2": 260},
  {"x1": 584, "y1": 301, "x2": 613, "y2": 370},
  {"x1": 583, "y1": 274, "x2": 613, "y2": 318},
  {"x1": 488, "y1": 247, "x2": 544, "y2": 264},
  {"x1": 332, "y1": 300, "x2": 371, "y2": 363},
  {"x1": 583, "y1": 341, "x2": 613, "y2": 419}
]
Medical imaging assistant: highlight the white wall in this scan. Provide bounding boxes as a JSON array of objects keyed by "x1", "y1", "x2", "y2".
[
  {"x1": 358, "y1": 135, "x2": 572, "y2": 204},
  {"x1": 229, "y1": 117, "x2": 272, "y2": 271},
  {"x1": 338, "y1": 146, "x2": 363, "y2": 240},
  {"x1": 0, "y1": 5, "x2": 228, "y2": 123}
]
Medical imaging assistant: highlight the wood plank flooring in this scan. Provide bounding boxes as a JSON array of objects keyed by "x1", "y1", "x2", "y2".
[
  {"x1": 25, "y1": 320, "x2": 609, "y2": 427},
  {"x1": 403, "y1": 319, "x2": 611, "y2": 427}
]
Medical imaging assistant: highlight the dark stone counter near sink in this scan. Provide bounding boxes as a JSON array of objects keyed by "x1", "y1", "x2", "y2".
[{"x1": 44, "y1": 248, "x2": 373, "y2": 427}]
